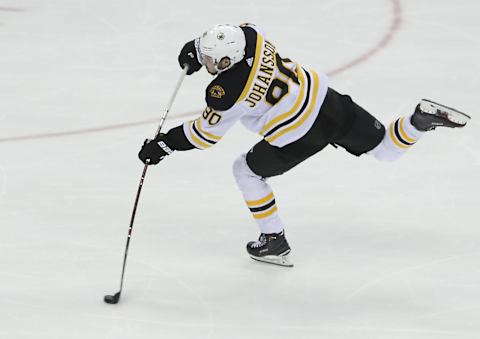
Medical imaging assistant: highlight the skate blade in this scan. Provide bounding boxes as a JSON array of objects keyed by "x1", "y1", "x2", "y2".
[
  {"x1": 420, "y1": 99, "x2": 471, "y2": 126},
  {"x1": 249, "y1": 253, "x2": 294, "y2": 267}
]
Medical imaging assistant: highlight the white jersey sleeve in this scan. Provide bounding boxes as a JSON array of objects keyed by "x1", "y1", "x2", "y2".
[{"x1": 182, "y1": 105, "x2": 244, "y2": 149}]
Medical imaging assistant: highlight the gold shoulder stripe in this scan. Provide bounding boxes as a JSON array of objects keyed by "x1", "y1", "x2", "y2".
[
  {"x1": 237, "y1": 34, "x2": 264, "y2": 103},
  {"x1": 246, "y1": 192, "x2": 274, "y2": 207},
  {"x1": 266, "y1": 70, "x2": 320, "y2": 143},
  {"x1": 260, "y1": 64, "x2": 306, "y2": 135}
]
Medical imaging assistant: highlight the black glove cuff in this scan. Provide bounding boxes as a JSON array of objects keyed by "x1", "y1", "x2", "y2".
[{"x1": 157, "y1": 140, "x2": 173, "y2": 155}]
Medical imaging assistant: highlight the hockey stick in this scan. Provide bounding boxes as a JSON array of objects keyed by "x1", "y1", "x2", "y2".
[{"x1": 104, "y1": 67, "x2": 188, "y2": 304}]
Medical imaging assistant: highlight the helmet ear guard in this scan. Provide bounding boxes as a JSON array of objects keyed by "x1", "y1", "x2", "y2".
[{"x1": 198, "y1": 24, "x2": 246, "y2": 73}]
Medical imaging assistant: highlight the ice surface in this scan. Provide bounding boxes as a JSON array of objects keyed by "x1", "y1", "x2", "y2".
[{"x1": 0, "y1": 0, "x2": 479, "y2": 338}]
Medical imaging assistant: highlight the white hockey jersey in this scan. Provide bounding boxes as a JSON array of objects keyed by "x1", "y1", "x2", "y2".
[{"x1": 182, "y1": 24, "x2": 329, "y2": 149}]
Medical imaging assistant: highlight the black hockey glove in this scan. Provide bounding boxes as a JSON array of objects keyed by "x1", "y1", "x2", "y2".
[
  {"x1": 138, "y1": 134, "x2": 174, "y2": 165},
  {"x1": 178, "y1": 39, "x2": 202, "y2": 75}
]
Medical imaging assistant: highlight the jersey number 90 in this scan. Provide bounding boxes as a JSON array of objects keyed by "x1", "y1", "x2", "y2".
[
  {"x1": 202, "y1": 107, "x2": 222, "y2": 125},
  {"x1": 265, "y1": 54, "x2": 300, "y2": 106}
]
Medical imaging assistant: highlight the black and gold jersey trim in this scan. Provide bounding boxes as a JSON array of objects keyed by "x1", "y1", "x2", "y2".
[
  {"x1": 192, "y1": 120, "x2": 217, "y2": 145},
  {"x1": 263, "y1": 68, "x2": 311, "y2": 138},
  {"x1": 259, "y1": 68, "x2": 321, "y2": 144},
  {"x1": 264, "y1": 69, "x2": 320, "y2": 144},
  {"x1": 187, "y1": 120, "x2": 218, "y2": 149}
]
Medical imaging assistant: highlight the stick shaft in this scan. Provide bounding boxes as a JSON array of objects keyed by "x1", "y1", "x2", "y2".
[
  {"x1": 116, "y1": 68, "x2": 188, "y2": 295},
  {"x1": 154, "y1": 68, "x2": 189, "y2": 138}
]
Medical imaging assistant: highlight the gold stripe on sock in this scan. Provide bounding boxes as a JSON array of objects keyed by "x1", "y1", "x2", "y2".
[
  {"x1": 399, "y1": 117, "x2": 416, "y2": 143},
  {"x1": 246, "y1": 192, "x2": 275, "y2": 207},
  {"x1": 389, "y1": 122, "x2": 408, "y2": 149}
]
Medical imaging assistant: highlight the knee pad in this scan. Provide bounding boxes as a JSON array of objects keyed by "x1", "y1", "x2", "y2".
[{"x1": 232, "y1": 154, "x2": 262, "y2": 187}]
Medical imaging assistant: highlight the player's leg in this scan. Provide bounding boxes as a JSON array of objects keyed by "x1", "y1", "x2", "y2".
[
  {"x1": 371, "y1": 100, "x2": 470, "y2": 160},
  {"x1": 232, "y1": 151, "x2": 292, "y2": 266},
  {"x1": 233, "y1": 136, "x2": 330, "y2": 266},
  {"x1": 232, "y1": 152, "x2": 286, "y2": 236},
  {"x1": 329, "y1": 91, "x2": 470, "y2": 161},
  {"x1": 328, "y1": 92, "x2": 388, "y2": 158},
  {"x1": 232, "y1": 88, "x2": 364, "y2": 266},
  {"x1": 368, "y1": 113, "x2": 424, "y2": 161},
  {"x1": 372, "y1": 100, "x2": 470, "y2": 160},
  {"x1": 411, "y1": 99, "x2": 470, "y2": 131}
]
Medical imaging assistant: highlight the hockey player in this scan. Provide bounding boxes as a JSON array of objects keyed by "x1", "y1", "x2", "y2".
[{"x1": 138, "y1": 24, "x2": 470, "y2": 267}]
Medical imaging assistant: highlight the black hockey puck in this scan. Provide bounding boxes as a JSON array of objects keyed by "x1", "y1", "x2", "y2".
[{"x1": 104, "y1": 292, "x2": 120, "y2": 304}]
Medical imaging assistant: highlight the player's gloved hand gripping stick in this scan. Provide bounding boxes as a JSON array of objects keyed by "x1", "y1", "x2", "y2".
[{"x1": 104, "y1": 67, "x2": 189, "y2": 304}]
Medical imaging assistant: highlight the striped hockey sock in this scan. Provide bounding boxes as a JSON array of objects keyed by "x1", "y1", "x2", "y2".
[
  {"x1": 233, "y1": 154, "x2": 284, "y2": 234},
  {"x1": 244, "y1": 191, "x2": 283, "y2": 234},
  {"x1": 370, "y1": 115, "x2": 425, "y2": 161}
]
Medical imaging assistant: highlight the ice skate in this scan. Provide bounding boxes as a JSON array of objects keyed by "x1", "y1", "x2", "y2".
[
  {"x1": 411, "y1": 99, "x2": 471, "y2": 131},
  {"x1": 246, "y1": 231, "x2": 293, "y2": 267}
]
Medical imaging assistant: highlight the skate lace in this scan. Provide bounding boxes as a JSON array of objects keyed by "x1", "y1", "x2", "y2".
[{"x1": 251, "y1": 234, "x2": 267, "y2": 248}]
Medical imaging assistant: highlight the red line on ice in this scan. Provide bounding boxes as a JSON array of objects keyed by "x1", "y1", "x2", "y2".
[
  {"x1": 0, "y1": 7, "x2": 24, "y2": 12},
  {"x1": 327, "y1": 0, "x2": 402, "y2": 77},
  {"x1": 0, "y1": 0, "x2": 402, "y2": 144}
]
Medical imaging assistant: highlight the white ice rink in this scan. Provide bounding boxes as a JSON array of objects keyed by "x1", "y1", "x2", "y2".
[{"x1": 1, "y1": 0, "x2": 479, "y2": 338}]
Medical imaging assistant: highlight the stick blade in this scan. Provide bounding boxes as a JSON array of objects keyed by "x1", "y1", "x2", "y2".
[{"x1": 104, "y1": 291, "x2": 121, "y2": 304}]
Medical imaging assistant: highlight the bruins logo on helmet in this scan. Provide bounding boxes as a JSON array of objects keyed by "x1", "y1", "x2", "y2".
[{"x1": 210, "y1": 85, "x2": 225, "y2": 99}]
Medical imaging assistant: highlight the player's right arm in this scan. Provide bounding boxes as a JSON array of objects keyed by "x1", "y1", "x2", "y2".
[
  {"x1": 181, "y1": 104, "x2": 242, "y2": 149},
  {"x1": 138, "y1": 104, "x2": 242, "y2": 165},
  {"x1": 138, "y1": 36, "x2": 249, "y2": 165}
]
